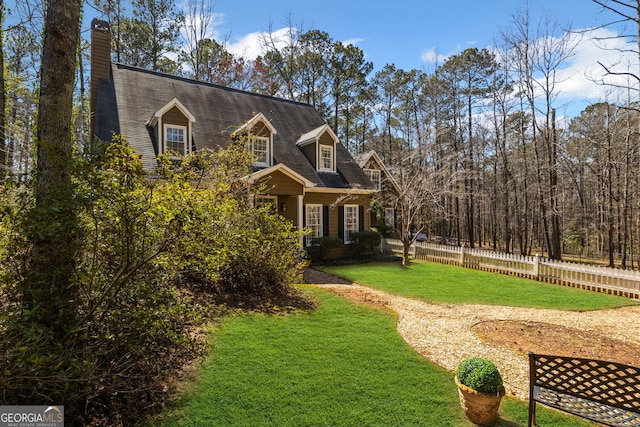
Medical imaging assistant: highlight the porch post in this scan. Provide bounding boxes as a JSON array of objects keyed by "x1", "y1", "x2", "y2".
[{"x1": 298, "y1": 194, "x2": 304, "y2": 245}]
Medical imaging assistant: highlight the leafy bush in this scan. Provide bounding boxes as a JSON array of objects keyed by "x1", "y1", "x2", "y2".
[
  {"x1": 455, "y1": 357, "x2": 503, "y2": 395},
  {"x1": 213, "y1": 206, "x2": 306, "y2": 307},
  {"x1": 0, "y1": 141, "x2": 308, "y2": 425},
  {"x1": 158, "y1": 146, "x2": 308, "y2": 308},
  {"x1": 350, "y1": 230, "x2": 382, "y2": 257},
  {"x1": 0, "y1": 141, "x2": 206, "y2": 425},
  {"x1": 308, "y1": 236, "x2": 343, "y2": 262}
]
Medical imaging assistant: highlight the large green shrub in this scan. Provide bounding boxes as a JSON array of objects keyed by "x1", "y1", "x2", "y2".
[
  {"x1": 0, "y1": 141, "x2": 308, "y2": 425},
  {"x1": 350, "y1": 230, "x2": 382, "y2": 257},
  {"x1": 158, "y1": 146, "x2": 307, "y2": 308},
  {"x1": 455, "y1": 357, "x2": 503, "y2": 395},
  {"x1": 1, "y1": 141, "x2": 207, "y2": 425},
  {"x1": 308, "y1": 236, "x2": 343, "y2": 262}
]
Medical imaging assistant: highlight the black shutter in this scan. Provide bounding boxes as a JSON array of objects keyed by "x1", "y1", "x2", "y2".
[
  {"x1": 323, "y1": 205, "x2": 329, "y2": 236},
  {"x1": 359, "y1": 206, "x2": 365, "y2": 231},
  {"x1": 338, "y1": 206, "x2": 344, "y2": 240},
  {"x1": 302, "y1": 205, "x2": 306, "y2": 227}
]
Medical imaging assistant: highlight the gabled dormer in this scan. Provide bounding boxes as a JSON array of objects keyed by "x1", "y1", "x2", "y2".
[
  {"x1": 147, "y1": 98, "x2": 196, "y2": 156},
  {"x1": 232, "y1": 112, "x2": 277, "y2": 168},
  {"x1": 296, "y1": 124, "x2": 338, "y2": 173},
  {"x1": 354, "y1": 150, "x2": 400, "y2": 193}
]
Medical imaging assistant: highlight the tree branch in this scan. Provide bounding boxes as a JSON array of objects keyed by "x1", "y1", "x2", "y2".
[{"x1": 597, "y1": 60, "x2": 640, "y2": 84}]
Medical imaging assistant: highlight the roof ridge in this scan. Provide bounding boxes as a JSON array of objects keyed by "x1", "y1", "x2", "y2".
[{"x1": 112, "y1": 62, "x2": 316, "y2": 109}]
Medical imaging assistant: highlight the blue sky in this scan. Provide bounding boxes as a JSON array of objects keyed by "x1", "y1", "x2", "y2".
[
  {"x1": 6, "y1": 0, "x2": 635, "y2": 117},
  {"x1": 1, "y1": 0, "x2": 612, "y2": 118},
  {"x1": 217, "y1": 0, "x2": 589, "y2": 71},
  {"x1": 207, "y1": 0, "x2": 637, "y2": 117}
]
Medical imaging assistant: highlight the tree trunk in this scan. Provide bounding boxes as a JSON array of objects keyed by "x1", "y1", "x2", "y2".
[
  {"x1": 466, "y1": 93, "x2": 475, "y2": 248},
  {"x1": 549, "y1": 109, "x2": 562, "y2": 260},
  {"x1": 402, "y1": 236, "x2": 411, "y2": 267},
  {"x1": 26, "y1": 0, "x2": 82, "y2": 340},
  {"x1": 0, "y1": 1, "x2": 6, "y2": 182}
]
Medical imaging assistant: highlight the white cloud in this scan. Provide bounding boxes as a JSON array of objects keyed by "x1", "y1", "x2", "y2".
[
  {"x1": 343, "y1": 37, "x2": 366, "y2": 47},
  {"x1": 226, "y1": 31, "x2": 265, "y2": 60},
  {"x1": 226, "y1": 26, "x2": 294, "y2": 60},
  {"x1": 554, "y1": 27, "x2": 638, "y2": 105},
  {"x1": 421, "y1": 47, "x2": 449, "y2": 65},
  {"x1": 422, "y1": 27, "x2": 638, "y2": 115},
  {"x1": 225, "y1": 30, "x2": 367, "y2": 61},
  {"x1": 421, "y1": 41, "x2": 481, "y2": 66}
]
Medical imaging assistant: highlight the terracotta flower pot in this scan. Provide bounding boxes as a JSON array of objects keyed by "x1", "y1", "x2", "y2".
[{"x1": 455, "y1": 376, "x2": 505, "y2": 426}]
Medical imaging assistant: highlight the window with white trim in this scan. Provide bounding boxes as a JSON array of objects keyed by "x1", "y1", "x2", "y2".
[
  {"x1": 364, "y1": 169, "x2": 381, "y2": 190},
  {"x1": 250, "y1": 135, "x2": 270, "y2": 167},
  {"x1": 164, "y1": 124, "x2": 187, "y2": 155},
  {"x1": 305, "y1": 204, "x2": 322, "y2": 246},
  {"x1": 255, "y1": 195, "x2": 277, "y2": 212},
  {"x1": 344, "y1": 204, "x2": 359, "y2": 244},
  {"x1": 319, "y1": 145, "x2": 334, "y2": 172}
]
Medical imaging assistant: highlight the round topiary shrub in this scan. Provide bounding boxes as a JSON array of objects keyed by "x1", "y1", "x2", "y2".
[{"x1": 455, "y1": 357, "x2": 503, "y2": 395}]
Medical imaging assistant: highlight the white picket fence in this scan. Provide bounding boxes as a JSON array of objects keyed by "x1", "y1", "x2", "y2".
[{"x1": 380, "y1": 238, "x2": 640, "y2": 299}]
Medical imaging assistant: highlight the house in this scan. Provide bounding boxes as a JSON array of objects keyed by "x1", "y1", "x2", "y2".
[
  {"x1": 353, "y1": 150, "x2": 400, "y2": 233},
  {"x1": 89, "y1": 19, "x2": 375, "y2": 257}
]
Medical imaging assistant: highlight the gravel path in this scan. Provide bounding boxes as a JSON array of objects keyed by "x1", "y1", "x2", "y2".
[{"x1": 310, "y1": 279, "x2": 640, "y2": 400}]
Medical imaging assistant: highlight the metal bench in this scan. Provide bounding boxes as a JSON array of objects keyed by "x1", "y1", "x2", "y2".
[{"x1": 528, "y1": 353, "x2": 640, "y2": 426}]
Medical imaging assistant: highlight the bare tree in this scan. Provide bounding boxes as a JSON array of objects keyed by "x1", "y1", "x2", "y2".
[
  {"x1": 381, "y1": 151, "x2": 454, "y2": 267},
  {"x1": 591, "y1": 0, "x2": 640, "y2": 91},
  {"x1": 591, "y1": 0, "x2": 640, "y2": 263},
  {"x1": 502, "y1": 6, "x2": 577, "y2": 259},
  {"x1": 1, "y1": 0, "x2": 43, "y2": 180},
  {"x1": 260, "y1": 16, "x2": 305, "y2": 100},
  {"x1": 181, "y1": 0, "x2": 218, "y2": 80}
]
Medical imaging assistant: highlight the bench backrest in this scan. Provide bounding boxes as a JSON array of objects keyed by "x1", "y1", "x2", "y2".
[{"x1": 529, "y1": 353, "x2": 640, "y2": 414}]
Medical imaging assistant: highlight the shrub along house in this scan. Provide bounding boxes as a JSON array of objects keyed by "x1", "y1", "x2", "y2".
[{"x1": 90, "y1": 19, "x2": 375, "y2": 258}]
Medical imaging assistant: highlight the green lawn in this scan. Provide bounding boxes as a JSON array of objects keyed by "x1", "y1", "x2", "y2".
[
  {"x1": 319, "y1": 260, "x2": 636, "y2": 310},
  {"x1": 155, "y1": 286, "x2": 594, "y2": 426}
]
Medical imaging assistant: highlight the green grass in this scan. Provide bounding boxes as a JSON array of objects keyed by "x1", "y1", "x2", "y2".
[
  {"x1": 319, "y1": 260, "x2": 636, "y2": 310},
  {"x1": 155, "y1": 286, "x2": 594, "y2": 426}
]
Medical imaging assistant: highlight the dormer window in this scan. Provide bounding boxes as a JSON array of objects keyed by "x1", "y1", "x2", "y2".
[
  {"x1": 251, "y1": 135, "x2": 270, "y2": 167},
  {"x1": 319, "y1": 145, "x2": 334, "y2": 172},
  {"x1": 232, "y1": 112, "x2": 277, "y2": 168},
  {"x1": 364, "y1": 169, "x2": 381, "y2": 190},
  {"x1": 165, "y1": 125, "x2": 187, "y2": 155},
  {"x1": 297, "y1": 124, "x2": 339, "y2": 173},
  {"x1": 148, "y1": 98, "x2": 196, "y2": 156}
]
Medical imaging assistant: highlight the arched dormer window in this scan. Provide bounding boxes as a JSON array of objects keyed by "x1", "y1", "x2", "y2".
[
  {"x1": 147, "y1": 98, "x2": 196, "y2": 156},
  {"x1": 232, "y1": 112, "x2": 277, "y2": 168}
]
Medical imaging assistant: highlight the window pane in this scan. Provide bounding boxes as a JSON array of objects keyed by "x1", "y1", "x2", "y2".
[
  {"x1": 344, "y1": 205, "x2": 358, "y2": 243},
  {"x1": 306, "y1": 205, "x2": 322, "y2": 246},
  {"x1": 166, "y1": 127, "x2": 185, "y2": 154},
  {"x1": 251, "y1": 137, "x2": 268, "y2": 165},
  {"x1": 320, "y1": 146, "x2": 333, "y2": 170},
  {"x1": 365, "y1": 169, "x2": 381, "y2": 190},
  {"x1": 256, "y1": 196, "x2": 276, "y2": 212}
]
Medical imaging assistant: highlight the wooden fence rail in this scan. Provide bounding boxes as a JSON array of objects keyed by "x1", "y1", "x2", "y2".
[{"x1": 380, "y1": 238, "x2": 640, "y2": 299}]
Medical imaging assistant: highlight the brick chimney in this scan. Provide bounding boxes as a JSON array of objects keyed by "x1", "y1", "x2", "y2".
[{"x1": 90, "y1": 19, "x2": 111, "y2": 139}]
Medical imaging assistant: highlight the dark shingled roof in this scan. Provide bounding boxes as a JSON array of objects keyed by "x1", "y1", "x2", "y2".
[{"x1": 95, "y1": 63, "x2": 373, "y2": 189}]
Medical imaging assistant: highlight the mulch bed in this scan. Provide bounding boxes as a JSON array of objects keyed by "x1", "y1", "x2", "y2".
[{"x1": 472, "y1": 320, "x2": 640, "y2": 367}]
